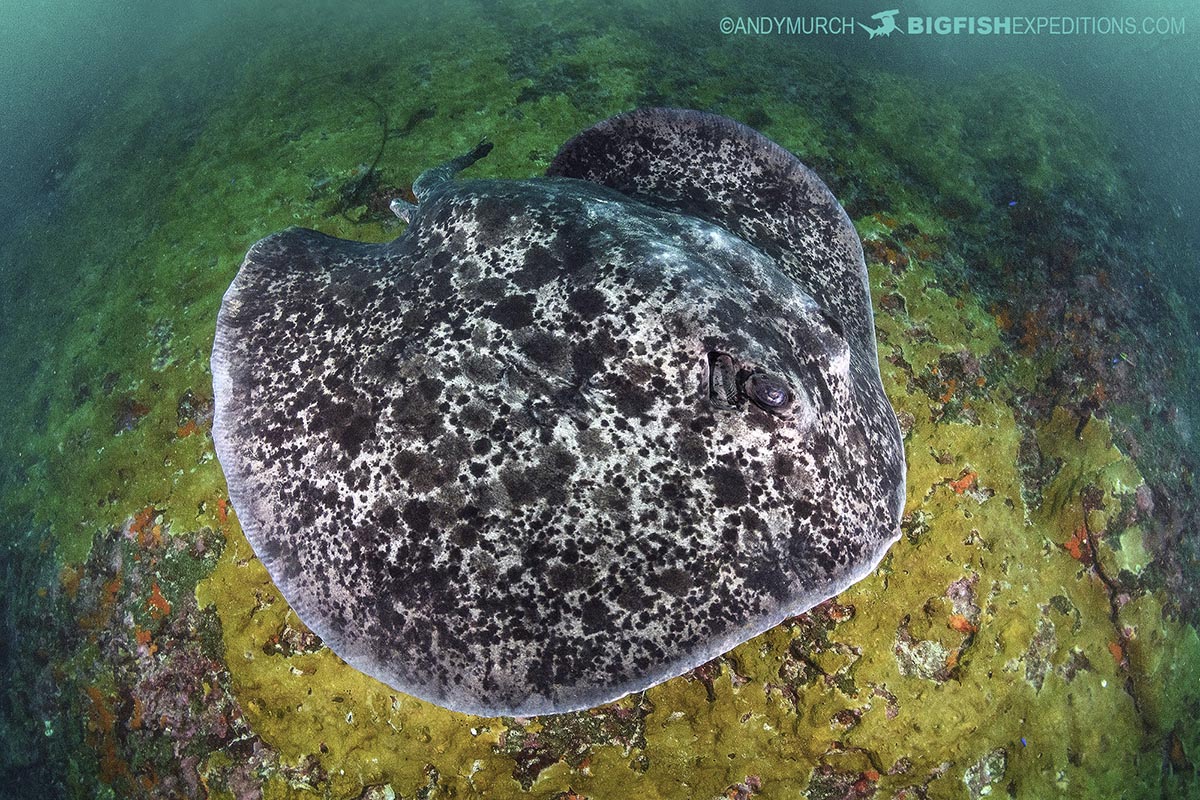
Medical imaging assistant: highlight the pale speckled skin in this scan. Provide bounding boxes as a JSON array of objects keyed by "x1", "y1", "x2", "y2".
[{"x1": 211, "y1": 108, "x2": 905, "y2": 716}]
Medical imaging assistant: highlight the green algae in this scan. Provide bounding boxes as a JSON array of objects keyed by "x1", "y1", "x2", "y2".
[{"x1": 1, "y1": 3, "x2": 1198, "y2": 796}]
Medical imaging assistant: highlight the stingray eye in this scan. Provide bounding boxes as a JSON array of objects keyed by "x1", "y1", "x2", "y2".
[{"x1": 744, "y1": 372, "x2": 793, "y2": 413}]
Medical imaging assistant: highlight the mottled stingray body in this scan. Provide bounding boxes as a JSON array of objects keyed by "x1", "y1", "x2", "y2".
[{"x1": 211, "y1": 108, "x2": 905, "y2": 717}]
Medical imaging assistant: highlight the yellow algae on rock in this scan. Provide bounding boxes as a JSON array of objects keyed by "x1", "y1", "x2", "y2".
[
  {"x1": 197, "y1": 524, "x2": 496, "y2": 797},
  {"x1": 180, "y1": 218, "x2": 1199, "y2": 799}
]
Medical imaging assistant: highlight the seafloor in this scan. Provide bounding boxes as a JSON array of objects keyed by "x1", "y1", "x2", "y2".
[{"x1": 1, "y1": 3, "x2": 1198, "y2": 798}]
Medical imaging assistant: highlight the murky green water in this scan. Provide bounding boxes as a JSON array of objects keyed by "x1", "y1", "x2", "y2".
[{"x1": 1, "y1": 1, "x2": 1196, "y2": 797}]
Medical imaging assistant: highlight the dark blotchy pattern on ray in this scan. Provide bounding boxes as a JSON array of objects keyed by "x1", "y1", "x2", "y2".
[{"x1": 211, "y1": 108, "x2": 905, "y2": 717}]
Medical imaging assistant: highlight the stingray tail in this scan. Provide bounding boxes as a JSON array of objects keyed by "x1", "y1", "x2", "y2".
[{"x1": 410, "y1": 138, "x2": 493, "y2": 201}]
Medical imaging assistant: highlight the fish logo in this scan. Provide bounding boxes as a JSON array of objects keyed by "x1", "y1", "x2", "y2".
[{"x1": 860, "y1": 9, "x2": 904, "y2": 38}]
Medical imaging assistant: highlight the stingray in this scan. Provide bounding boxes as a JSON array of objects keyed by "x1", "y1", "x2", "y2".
[{"x1": 211, "y1": 108, "x2": 906, "y2": 717}]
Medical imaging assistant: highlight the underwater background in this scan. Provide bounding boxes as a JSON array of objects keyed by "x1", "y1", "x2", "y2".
[{"x1": 1, "y1": 0, "x2": 1197, "y2": 797}]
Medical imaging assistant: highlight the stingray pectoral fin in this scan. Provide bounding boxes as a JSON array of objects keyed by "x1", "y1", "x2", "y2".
[
  {"x1": 412, "y1": 137, "x2": 494, "y2": 200},
  {"x1": 212, "y1": 225, "x2": 398, "y2": 542},
  {"x1": 548, "y1": 108, "x2": 877, "y2": 364}
]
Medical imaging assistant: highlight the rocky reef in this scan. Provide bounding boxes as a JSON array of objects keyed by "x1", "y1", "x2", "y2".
[{"x1": 1, "y1": 2, "x2": 1197, "y2": 797}]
